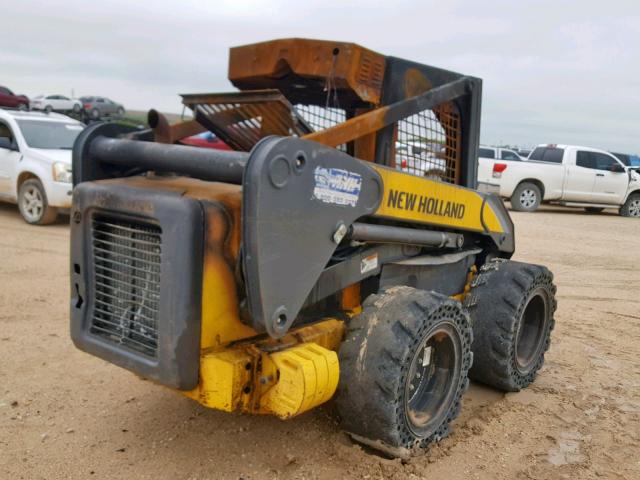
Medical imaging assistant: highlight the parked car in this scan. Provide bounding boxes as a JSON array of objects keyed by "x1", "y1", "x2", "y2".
[
  {"x1": 180, "y1": 131, "x2": 232, "y2": 150},
  {"x1": 477, "y1": 146, "x2": 524, "y2": 194},
  {"x1": 80, "y1": 96, "x2": 125, "y2": 120},
  {"x1": 30, "y1": 95, "x2": 82, "y2": 114},
  {"x1": 486, "y1": 144, "x2": 640, "y2": 217},
  {"x1": 396, "y1": 141, "x2": 446, "y2": 178},
  {"x1": 0, "y1": 86, "x2": 29, "y2": 110},
  {"x1": 0, "y1": 110, "x2": 84, "y2": 224}
]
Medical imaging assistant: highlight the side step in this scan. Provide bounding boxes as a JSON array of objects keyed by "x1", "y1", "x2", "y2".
[{"x1": 553, "y1": 202, "x2": 618, "y2": 208}]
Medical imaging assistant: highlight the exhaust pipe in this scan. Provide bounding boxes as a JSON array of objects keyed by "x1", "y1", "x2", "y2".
[
  {"x1": 147, "y1": 109, "x2": 205, "y2": 144},
  {"x1": 89, "y1": 136, "x2": 248, "y2": 184}
]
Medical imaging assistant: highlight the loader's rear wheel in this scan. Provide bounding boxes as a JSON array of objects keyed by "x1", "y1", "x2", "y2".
[
  {"x1": 336, "y1": 287, "x2": 473, "y2": 458},
  {"x1": 465, "y1": 259, "x2": 557, "y2": 392}
]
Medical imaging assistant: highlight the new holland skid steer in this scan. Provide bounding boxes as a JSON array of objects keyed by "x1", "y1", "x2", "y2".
[{"x1": 70, "y1": 38, "x2": 557, "y2": 457}]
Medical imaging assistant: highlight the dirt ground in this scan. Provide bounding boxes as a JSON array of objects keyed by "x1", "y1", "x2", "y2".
[{"x1": 0, "y1": 201, "x2": 638, "y2": 480}]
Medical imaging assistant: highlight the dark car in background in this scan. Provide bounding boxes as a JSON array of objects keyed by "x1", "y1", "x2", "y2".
[
  {"x1": 79, "y1": 96, "x2": 125, "y2": 120},
  {"x1": 0, "y1": 86, "x2": 29, "y2": 110}
]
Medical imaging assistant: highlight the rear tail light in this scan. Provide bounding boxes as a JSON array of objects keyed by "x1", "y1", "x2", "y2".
[
  {"x1": 83, "y1": 104, "x2": 91, "y2": 109},
  {"x1": 492, "y1": 163, "x2": 507, "y2": 178}
]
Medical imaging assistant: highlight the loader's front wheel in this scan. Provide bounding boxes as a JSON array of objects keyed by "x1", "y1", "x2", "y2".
[
  {"x1": 336, "y1": 287, "x2": 473, "y2": 458},
  {"x1": 466, "y1": 259, "x2": 557, "y2": 392}
]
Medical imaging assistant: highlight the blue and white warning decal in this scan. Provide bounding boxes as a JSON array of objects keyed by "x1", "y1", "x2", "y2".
[{"x1": 313, "y1": 166, "x2": 362, "y2": 207}]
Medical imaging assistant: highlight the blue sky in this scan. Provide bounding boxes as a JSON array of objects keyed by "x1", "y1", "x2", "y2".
[{"x1": 1, "y1": 0, "x2": 638, "y2": 152}]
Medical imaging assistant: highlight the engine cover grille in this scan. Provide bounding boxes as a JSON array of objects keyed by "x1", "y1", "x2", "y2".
[
  {"x1": 90, "y1": 215, "x2": 162, "y2": 358},
  {"x1": 71, "y1": 181, "x2": 204, "y2": 389}
]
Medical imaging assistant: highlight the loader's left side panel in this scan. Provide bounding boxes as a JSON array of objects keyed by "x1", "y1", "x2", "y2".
[{"x1": 70, "y1": 181, "x2": 204, "y2": 390}]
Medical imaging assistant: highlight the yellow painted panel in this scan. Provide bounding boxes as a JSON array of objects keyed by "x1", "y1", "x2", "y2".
[
  {"x1": 199, "y1": 205, "x2": 257, "y2": 350},
  {"x1": 184, "y1": 319, "x2": 345, "y2": 416},
  {"x1": 188, "y1": 349, "x2": 252, "y2": 412},
  {"x1": 372, "y1": 165, "x2": 504, "y2": 233},
  {"x1": 200, "y1": 253, "x2": 257, "y2": 348},
  {"x1": 260, "y1": 343, "x2": 339, "y2": 418}
]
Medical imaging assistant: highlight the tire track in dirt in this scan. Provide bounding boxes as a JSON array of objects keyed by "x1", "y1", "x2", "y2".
[{"x1": 0, "y1": 206, "x2": 639, "y2": 479}]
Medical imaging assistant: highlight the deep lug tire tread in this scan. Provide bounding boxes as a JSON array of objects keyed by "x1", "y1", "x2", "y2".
[
  {"x1": 465, "y1": 259, "x2": 557, "y2": 392},
  {"x1": 336, "y1": 286, "x2": 473, "y2": 456}
]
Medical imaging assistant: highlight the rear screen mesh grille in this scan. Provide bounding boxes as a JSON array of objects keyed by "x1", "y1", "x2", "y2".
[{"x1": 90, "y1": 215, "x2": 162, "y2": 358}]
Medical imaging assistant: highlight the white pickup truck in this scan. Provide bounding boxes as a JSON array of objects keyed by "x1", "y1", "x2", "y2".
[
  {"x1": 477, "y1": 146, "x2": 523, "y2": 193},
  {"x1": 478, "y1": 144, "x2": 640, "y2": 217}
]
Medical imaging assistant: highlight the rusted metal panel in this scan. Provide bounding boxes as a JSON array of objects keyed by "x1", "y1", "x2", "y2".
[
  {"x1": 109, "y1": 175, "x2": 243, "y2": 262},
  {"x1": 228, "y1": 38, "x2": 386, "y2": 107},
  {"x1": 302, "y1": 77, "x2": 470, "y2": 149},
  {"x1": 182, "y1": 90, "x2": 313, "y2": 151},
  {"x1": 150, "y1": 38, "x2": 479, "y2": 187},
  {"x1": 148, "y1": 109, "x2": 205, "y2": 144},
  {"x1": 433, "y1": 102, "x2": 462, "y2": 184},
  {"x1": 352, "y1": 107, "x2": 377, "y2": 162}
]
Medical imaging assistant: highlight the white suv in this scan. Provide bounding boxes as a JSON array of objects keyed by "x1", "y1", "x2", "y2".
[{"x1": 0, "y1": 110, "x2": 84, "y2": 224}]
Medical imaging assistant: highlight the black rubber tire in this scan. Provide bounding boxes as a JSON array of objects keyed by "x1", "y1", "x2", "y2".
[
  {"x1": 17, "y1": 179, "x2": 58, "y2": 225},
  {"x1": 336, "y1": 286, "x2": 473, "y2": 457},
  {"x1": 116, "y1": 107, "x2": 125, "y2": 117},
  {"x1": 584, "y1": 207, "x2": 604, "y2": 213},
  {"x1": 465, "y1": 259, "x2": 557, "y2": 392},
  {"x1": 18, "y1": 103, "x2": 28, "y2": 111},
  {"x1": 510, "y1": 182, "x2": 541, "y2": 212},
  {"x1": 620, "y1": 193, "x2": 640, "y2": 218},
  {"x1": 44, "y1": 105, "x2": 53, "y2": 113},
  {"x1": 91, "y1": 108, "x2": 101, "y2": 120},
  {"x1": 73, "y1": 103, "x2": 81, "y2": 113}
]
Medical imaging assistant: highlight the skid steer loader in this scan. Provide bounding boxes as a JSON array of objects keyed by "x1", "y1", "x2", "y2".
[{"x1": 70, "y1": 38, "x2": 557, "y2": 457}]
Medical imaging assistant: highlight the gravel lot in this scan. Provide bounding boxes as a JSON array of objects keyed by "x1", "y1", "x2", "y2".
[{"x1": 0, "y1": 202, "x2": 638, "y2": 480}]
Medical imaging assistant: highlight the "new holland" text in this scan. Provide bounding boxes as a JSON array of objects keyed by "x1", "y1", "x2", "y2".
[{"x1": 387, "y1": 189, "x2": 466, "y2": 219}]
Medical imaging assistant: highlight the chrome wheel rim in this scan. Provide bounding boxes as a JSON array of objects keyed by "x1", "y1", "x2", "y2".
[
  {"x1": 629, "y1": 199, "x2": 640, "y2": 217},
  {"x1": 520, "y1": 189, "x2": 537, "y2": 208},
  {"x1": 21, "y1": 186, "x2": 44, "y2": 222}
]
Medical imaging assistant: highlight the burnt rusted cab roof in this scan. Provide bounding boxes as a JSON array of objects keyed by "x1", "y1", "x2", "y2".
[{"x1": 228, "y1": 38, "x2": 386, "y2": 108}]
